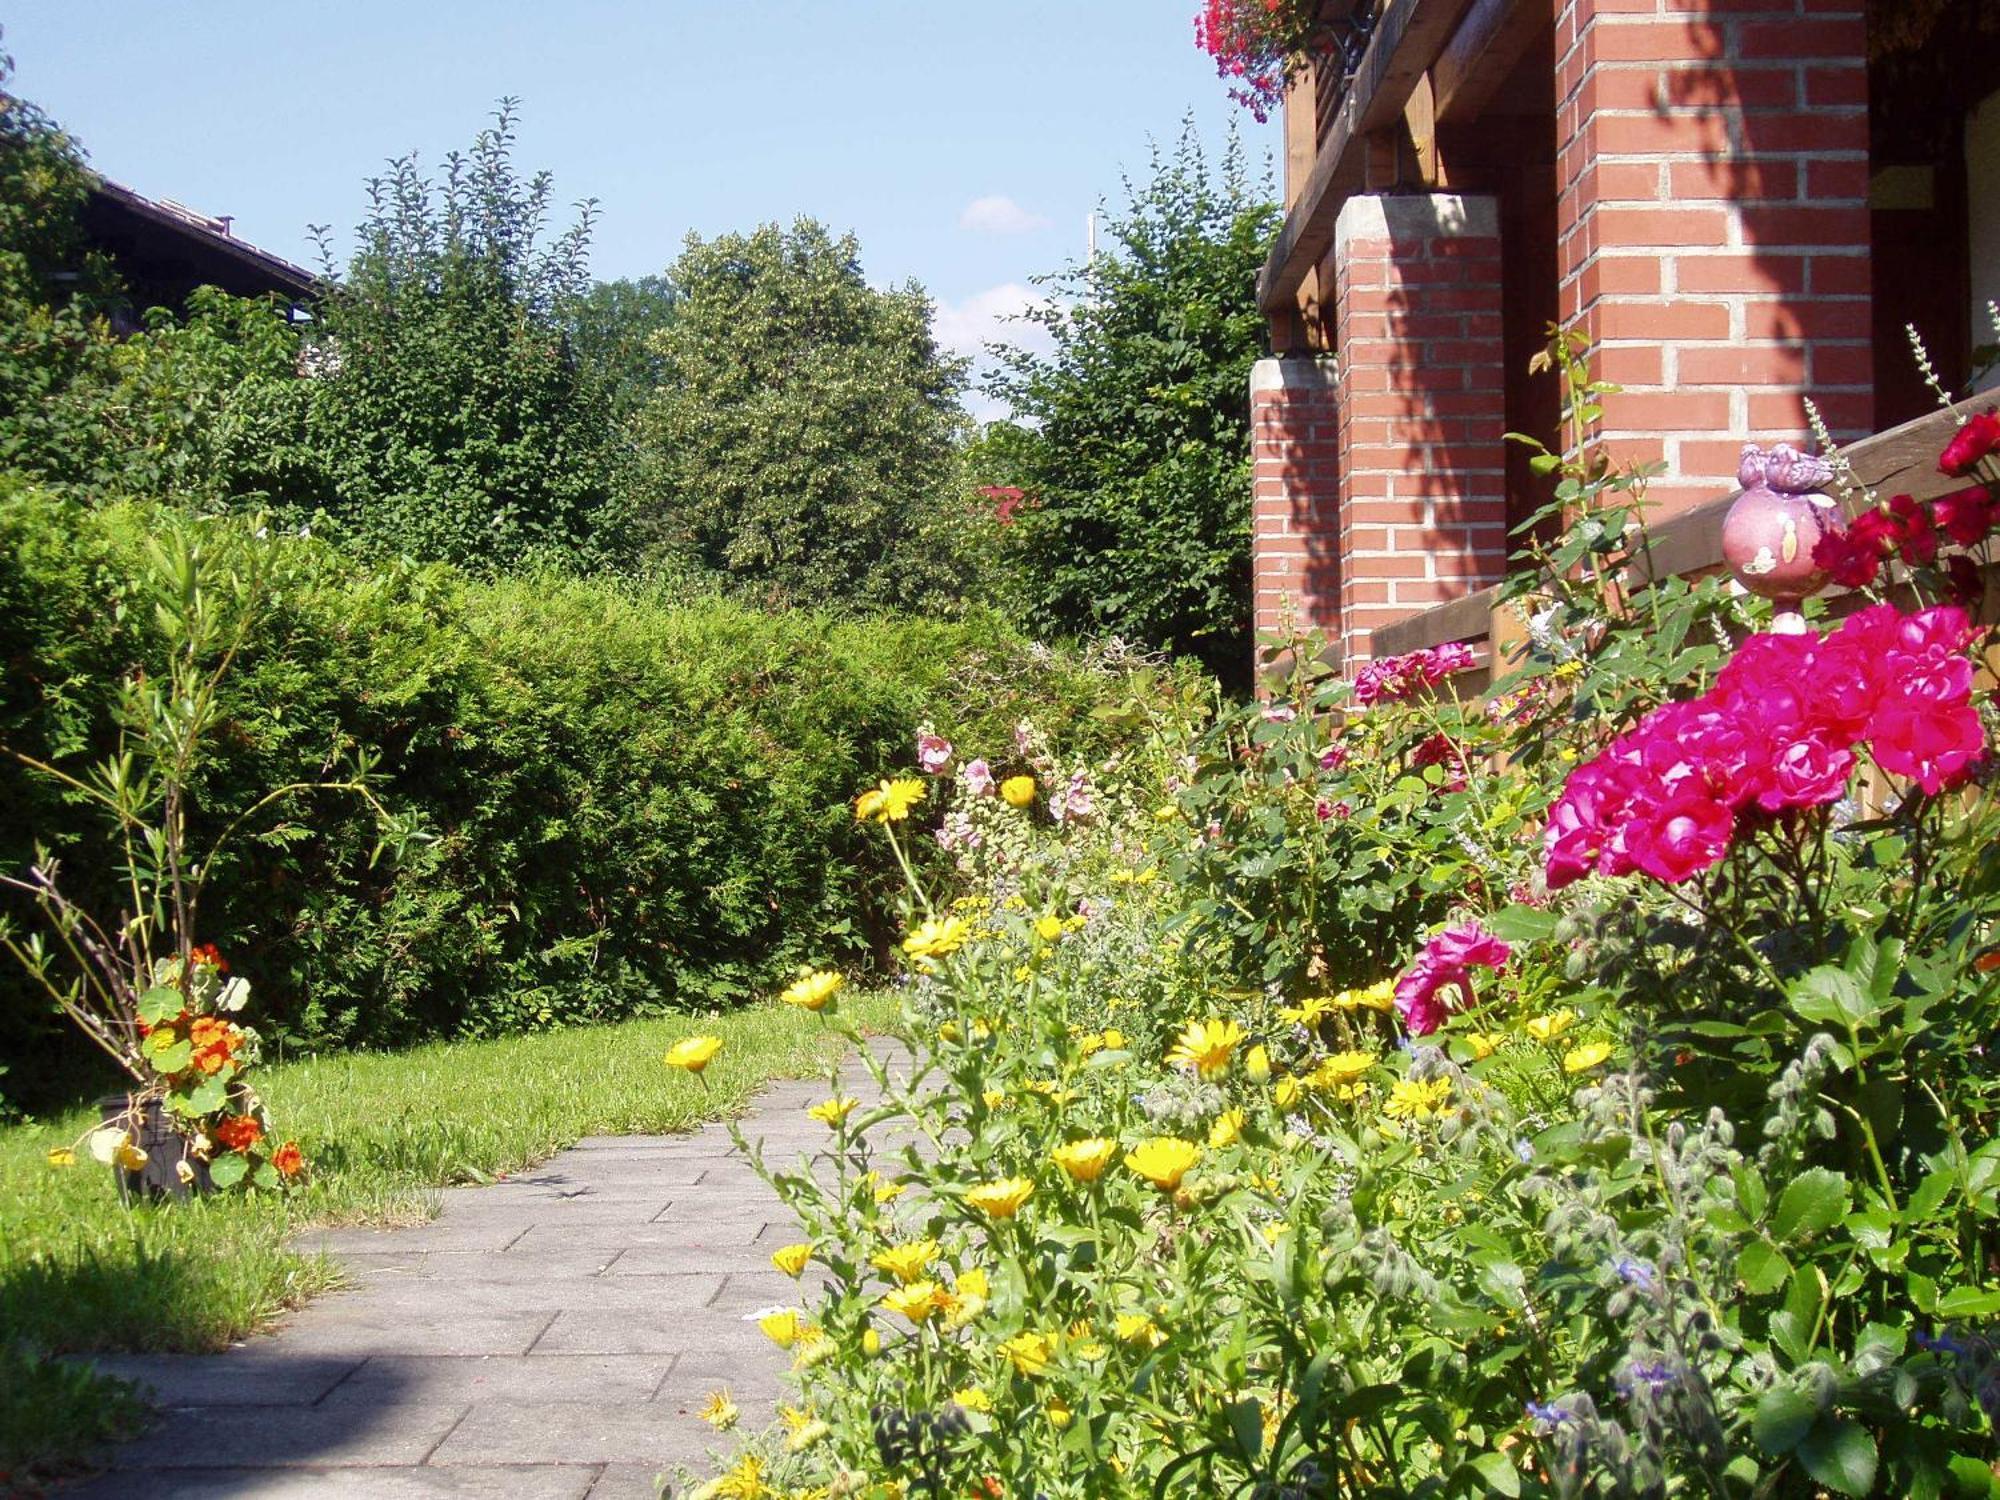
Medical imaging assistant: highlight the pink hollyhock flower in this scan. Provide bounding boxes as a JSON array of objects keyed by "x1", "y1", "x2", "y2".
[
  {"x1": 1932, "y1": 486, "x2": 1995, "y2": 548},
  {"x1": 1314, "y1": 797, "x2": 1334, "y2": 822},
  {"x1": 1870, "y1": 690, "x2": 1987, "y2": 795},
  {"x1": 961, "y1": 758, "x2": 995, "y2": 797},
  {"x1": 1939, "y1": 409, "x2": 2000, "y2": 478},
  {"x1": 917, "y1": 732, "x2": 954, "y2": 775},
  {"x1": 1319, "y1": 744, "x2": 1349, "y2": 772},
  {"x1": 1624, "y1": 791, "x2": 1735, "y2": 884}
]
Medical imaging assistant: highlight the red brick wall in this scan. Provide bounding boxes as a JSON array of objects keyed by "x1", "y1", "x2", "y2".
[
  {"x1": 1553, "y1": 0, "x2": 1874, "y2": 513},
  {"x1": 1332, "y1": 195, "x2": 1510, "y2": 665},
  {"x1": 1250, "y1": 358, "x2": 1342, "y2": 649}
]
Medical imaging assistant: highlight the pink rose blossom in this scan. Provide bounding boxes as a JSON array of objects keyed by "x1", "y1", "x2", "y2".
[{"x1": 1394, "y1": 922, "x2": 1512, "y2": 1037}]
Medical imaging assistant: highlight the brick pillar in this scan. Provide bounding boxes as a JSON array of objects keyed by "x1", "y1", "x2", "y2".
[
  {"x1": 1554, "y1": 0, "x2": 1873, "y2": 514},
  {"x1": 1331, "y1": 194, "x2": 1509, "y2": 667},
  {"x1": 1250, "y1": 357, "x2": 1341, "y2": 665}
]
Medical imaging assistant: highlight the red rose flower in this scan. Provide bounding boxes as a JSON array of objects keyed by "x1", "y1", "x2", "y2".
[{"x1": 1939, "y1": 410, "x2": 2000, "y2": 478}]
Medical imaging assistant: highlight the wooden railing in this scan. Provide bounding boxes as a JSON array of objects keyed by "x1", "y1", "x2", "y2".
[{"x1": 1370, "y1": 394, "x2": 1991, "y2": 670}]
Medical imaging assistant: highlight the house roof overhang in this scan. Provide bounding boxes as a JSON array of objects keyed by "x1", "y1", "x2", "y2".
[
  {"x1": 83, "y1": 178, "x2": 321, "y2": 304},
  {"x1": 1257, "y1": 0, "x2": 1537, "y2": 316}
]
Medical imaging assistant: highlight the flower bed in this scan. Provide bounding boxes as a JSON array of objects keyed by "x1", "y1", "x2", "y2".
[{"x1": 684, "y1": 355, "x2": 2000, "y2": 1498}]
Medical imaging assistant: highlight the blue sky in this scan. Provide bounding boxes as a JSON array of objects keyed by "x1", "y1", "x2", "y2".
[{"x1": 6, "y1": 2, "x2": 1275, "y2": 416}]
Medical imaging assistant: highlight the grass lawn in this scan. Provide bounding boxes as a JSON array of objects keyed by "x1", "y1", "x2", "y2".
[{"x1": 0, "y1": 995, "x2": 893, "y2": 1489}]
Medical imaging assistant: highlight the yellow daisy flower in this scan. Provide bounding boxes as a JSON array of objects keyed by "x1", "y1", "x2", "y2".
[
  {"x1": 1050, "y1": 1137, "x2": 1118, "y2": 1183},
  {"x1": 869, "y1": 1239, "x2": 938, "y2": 1284},
  {"x1": 1383, "y1": 1077, "x2": 1454, "y2": 1122},
  {"x1": 1208, "y1": 1108, "x2": 1246, "y2": 1149},
  {"x1": 963, "y1": 1176, "x2": 1036, "y2": 1219},
  {"x1": 663, "y1": 1035, "x2": 723, "y2": 1074},
  {"x1": 880, "y1": 1280, "x2": 947, "y2": 1324},
  {"x1": 1124, "y1": 1137, "x2": 1202, "y2": 1191},
  {"x1": 952, "y1": 1387, "x2": 994, "y2": 1413},
  {"x1": 806, "y1": 1095, "x2": 860, "y2": 1128},
  {"x1": 698, "y1": 1388, "x2": 740, "y2": 1431},
  {"x1": 1001, "y1": 1330, "x2": 1055, "y2": 1377},
  {"x1": 856, "y1": 778, "x2": 926, "y2": 823},
  {"x1": 770, "y1": 1243, "x2": 812, "y2": 1278},
  {"x1": 903, "y1": 915, "x2": 971, "y2": 961},
  {"x1": 1307, "y1": 1050, "x2": 1376, "y2": 1089},
  {"x1": 1564, "y1": 1040, "x2": 1614, "y2": 1073},
  {"x1": 1165, "y1": 1018, "x2": 1245, "y2": 1078},
  {"x1": 1526, "y1": 1008, "x2": 1578, "y2": 1042},
  {"x1": 778, "y1": 970, "x2": 844, "y2": 1012}
]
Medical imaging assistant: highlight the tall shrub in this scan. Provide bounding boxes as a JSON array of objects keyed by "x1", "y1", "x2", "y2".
[
  {"x1": 630, "y1": 218, "x2": 971, "y2": 610},
  {"x1": 983, "y1": 123, "x2": 1279, "y2": 687}
]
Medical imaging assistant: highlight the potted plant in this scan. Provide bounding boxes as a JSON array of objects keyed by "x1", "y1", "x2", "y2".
[{"x1": 5, "y1": 514, "x2": 406, "y2": 1199}]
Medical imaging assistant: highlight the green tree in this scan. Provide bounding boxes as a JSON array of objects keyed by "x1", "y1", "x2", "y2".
[
  {"x1": 302, "y1": 101, "x2": 622, "y2": 571},
  {"x1": 984, "y1": 124, "x2": 1278, "y2": 686},
  {"x1": 566, "y1": 274, "x2": 676, "y2": 420},
  {"x1": 631, "y1": 218, "x2": 970, "y2": 610}
]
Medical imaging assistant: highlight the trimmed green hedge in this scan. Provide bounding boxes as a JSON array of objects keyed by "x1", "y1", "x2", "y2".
[{"x1": 0, "y1": 493, "x2": 1171, "y2": 1109}]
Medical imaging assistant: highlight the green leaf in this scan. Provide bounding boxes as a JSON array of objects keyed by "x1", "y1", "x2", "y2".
[
  {"x1": 1752, "y1": 1384, "x2": 1817, "y2": 1454},
  {"x1": 1468, "y1": 1450, "x2": 1521, "y2": 1497},
  {"x1": 1936, "y1": 1286, "x2": 2000, "y2": 1318},
  {"x1": 1738, "y1": 1240, "x2": 1791, "y2": 1295},
  {"x1": 1774, "y1": 1168, "x2": 1848, "y2": 1242},
  {"x1": 171, "y1": 1075, "x2": 227, "y2": 1116},
  {"x1": 1224, "y1": 1396, "x2": 1263, "y2": 1462},
  {"x1": 207, "y1": 1152, "x2": 248, "y2": 1188},
  {"x1": 1796, "y1": 1418, "x2": 1878, "y2": 1497},
  {"x1": 1482, "y1": 906, "x2": 1557, "y2": 944},
  {"x1": 138, "y1": 986, "x2": 184, "y2": 1024}
]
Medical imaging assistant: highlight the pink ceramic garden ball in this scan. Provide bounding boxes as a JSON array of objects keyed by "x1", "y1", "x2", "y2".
[{"x1": 1721, "y1": 443, "x2": 1837, "y2": 610}]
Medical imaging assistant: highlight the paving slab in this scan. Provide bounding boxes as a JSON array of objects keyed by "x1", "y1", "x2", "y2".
[{"x1": 72, "y1": 1037, "x2": 904, "y2": 1497}]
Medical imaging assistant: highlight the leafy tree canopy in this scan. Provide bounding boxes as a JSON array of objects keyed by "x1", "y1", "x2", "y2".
[
  {"x1": 631, "y1": 218, "x2": 972, "y2": 611},
  {"x1": 982, "y1": 122, "x2": 1278, "y2": 687}
]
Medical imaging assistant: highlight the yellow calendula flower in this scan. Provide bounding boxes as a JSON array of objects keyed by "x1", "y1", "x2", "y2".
[
  {"x1": 1125, "y1": 1137, "x2": 1202, "y2": 1191},
  {"x1": 692, "y1": 1453, "x2": 767, "y2": 1500},
  {"x1": 1279, "y1": 995, "x2": 1337, "y2": 1028},
  {"x1": 1308, "y1": 1050, "x2": 1376, "y2": 1089},
  {"x1": 1526, "y1": 1008, "x2": 1578, "y2": 1042},
  {"x1": 964, "y1": 1176, "x2": 1036, "y2": 1219},
  {"x1": 1001, "y1": 775, "x2": 1037, "y2": 808},
  {"x1": 1001, "y1": 1330, "x2": 1055, "y2": 1377},
  {"x1": 699, "y1": 1388, "x2": 741, "y2": 1431},
  {"x1": 771, "y1": 1243, "x2": 813, "y2": 1278},
  {"x1": 982, "y1": 1088, "x2": 1009, "y2": 1111},
  {"x1": 1244, "y1": 1043, "x2": 1272, "y2": 1082},
  {"x1": 1165, "y1": 1017, "x2": 1245, "y2": 1078},
  {"x1": 1384, "y1": 1077, "x2": 1454, "y2": 1122},
  {"x1": 1101, "y1": 1027, "x2": 1126, "y2": 1049},
  {"x1": 663, "y1": 1035, "x2": 723, "y2": 1074},
  {"x1": 862, "y1": 1327, "x2": 882, "y2": 1356},
  {"x1": 784, "y1": 1416, "x2": 831, "y2": 1453},
  {"x1": 951, "y1": 1386, "x2": 993, "y2": 1413},
  {"x1": 779, "y1": 970, "x2": 844, "y2": 1012},
  {"x1": 881, "y1": 1280, "x2": 947, "y2": 1324},
  {"x1": 856, "y1": 777, "x2": 926, "y2": 824},
  {"x1": 46, "y1": 1147, "x2": 76, "y2": 1168},
  {"x1": 1336, "y1": 979, "x2": 1397, "y2": 1013},
  {"x1": 1051, "y1": 1137, "x2": 1118, "y2": 1183},
  {"x1": 903, "y1": 915, "x2": 971, "y2": 961},
  {"x1": 1564, "y1": 1040, "x2": 1614, "y2": 1073},
  {"x1": 807, "y1": 1095, "x2": 860, "y2": 1128},
  {"x1": 1034, "y1": 914, "x2": 1065, "y2": 942},
  {"x1": 1273, "y1": 1076, "x2": 1304, "y2": 1110},
  {"x1": 1047, "y1": 1396, "x2": 1074, "y2": 1429},
  {"x1": 1465, "y1": 1031, "x2": 1507, "y2": 1060},
  {"x1": 1209, "y1": 1108, "x2": 1247, "y2": 1149},
  {"x1": 756, "y1": 1308, "x2": 808, "y2": 1349},
  {"x1": 1114, "y1": 1311, "x2": 1167, "y2": 1348},
  {"x1": 870, "y1": 1238, "x2": 937, "y2": 1284}
]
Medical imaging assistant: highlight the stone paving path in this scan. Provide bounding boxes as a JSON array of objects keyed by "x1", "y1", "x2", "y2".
[{"x1": 73, "y1": 1038, "x2": 901, "y2": 1499}]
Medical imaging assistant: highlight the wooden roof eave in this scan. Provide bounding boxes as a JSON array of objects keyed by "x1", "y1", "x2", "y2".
[{"x1": 1256, "y1": 0, "x2": 1519, "y2": 316}]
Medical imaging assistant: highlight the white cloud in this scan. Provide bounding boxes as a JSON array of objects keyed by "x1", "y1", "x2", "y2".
[
  {"x1": 958, "y1": 194, "x2": 1052, "y2": 236},
  {"x1": 933, "y1": 282, "x2": 1057, "y2": 428},
  {"x1": 933, "y1": 281, "x2": 1046, "y2": 362}
]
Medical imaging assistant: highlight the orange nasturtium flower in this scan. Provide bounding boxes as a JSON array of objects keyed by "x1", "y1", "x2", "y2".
[
  {"x1": 212, "y1": 1113, "x2": 263, "y2": 1153},
  {"x1": 272, "y1": 1141, "x2": 306, "y2": 1178}
]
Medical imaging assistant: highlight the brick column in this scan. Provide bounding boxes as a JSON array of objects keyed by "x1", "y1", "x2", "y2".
[
  {"x1": 1554, "y1": 0, "x2": 1873, "y2": 514},
  {"x1": 1250, "y1": 357, "x2": 1342, "y2": 664},
  {"x1": 1331, "y1": 194, "x2": 1509, "y2": 666}
]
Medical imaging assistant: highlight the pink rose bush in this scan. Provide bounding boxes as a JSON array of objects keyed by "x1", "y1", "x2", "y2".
[
  {"x1": 1544, "y1": 603, "x2": 1987, "y2": 889},
  {"x1": 1394, "y1": 921, "x2": 1512, "y2": 1036},
  {"x1": 1352, "y1": 642, "x2": 1476, "y2": 707}
]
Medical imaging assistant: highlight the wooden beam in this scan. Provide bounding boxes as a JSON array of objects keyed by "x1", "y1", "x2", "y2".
[
  {"x1": 1366, "y1": 393, "x2": 1995, "y2": 659},
  {"x1": 1257, "y1": 0, "x2": 1481, "y2": 314},
  {"x1": 1433, "y1": 0, "x2": 1544, "y2": 123}
]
